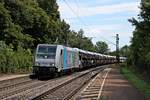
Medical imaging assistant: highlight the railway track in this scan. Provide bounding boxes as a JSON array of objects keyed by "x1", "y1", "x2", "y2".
[
  {"x1": 0, "y1": 75, "x2": 29, "y2": 89},
  {"x1": 32, "y1": 66, "x2": 107, "y2": 100},
  {"x1": 0, "y1": 79, "x2": 46, "y2": 99},
  {"x1": 0, "y1": 76, "x2": 32, "y2": 92},
  {"x1": 0, "y1": 74, "x2": 74, "y2": 100},
  {"x1": 0, "y1": 65, "x2": 109, "y2": 100}
]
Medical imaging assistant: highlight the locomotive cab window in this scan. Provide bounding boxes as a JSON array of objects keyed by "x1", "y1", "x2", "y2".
[{"x1": 37, "y1": 45, "x2": 57, "y2": 59}]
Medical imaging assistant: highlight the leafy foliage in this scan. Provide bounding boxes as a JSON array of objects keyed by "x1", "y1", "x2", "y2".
[
  {"x1": 119, "y1": 45, "x2": 130, "y2": 57},
  {"x1": 37, "y1": 0, "x2": 60, "y2": 20},
  {"x1": 95, "y1": 41, "x2": 109, "y2": 54},
  {"x1": 129, "y1": 0, "x2": 150, "y2": 78},
  {"x1": 0, "y1": 41, "x2": 32, "y2": 73},
  {"x1": 68, "y1": 29, "x2": 95, "y2": 51},
  {"x1": 0, "y1": 1, "x2": 34, "y2": 50}
]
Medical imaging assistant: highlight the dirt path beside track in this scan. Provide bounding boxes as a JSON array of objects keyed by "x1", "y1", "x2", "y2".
[
  {"x1": 0, "y1": 74, "x2": 29, "y2": 81},
  {"x1": 100, "y1": 68, "x2": 145, "y2": 100}
]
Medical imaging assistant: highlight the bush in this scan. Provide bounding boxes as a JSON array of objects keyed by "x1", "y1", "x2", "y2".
[{"x1": 0, "y1": 41, "x2": 33, "y2": 73}]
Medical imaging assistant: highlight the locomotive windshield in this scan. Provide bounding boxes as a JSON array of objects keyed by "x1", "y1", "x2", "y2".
[{"x1": 36, "y1": 45, "x2": 56, "y2": 59}]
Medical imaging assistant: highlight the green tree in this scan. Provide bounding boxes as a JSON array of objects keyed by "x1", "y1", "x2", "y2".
[
  {"x1": 0, "y1": 2, "x2": 34, "y2": 50},
  {"x1": 58, "y1": 20, "x2": 70, "y2": 46},
  {"x1": 129, "y1": 0, "x2": 150, "y2": 77},
  {"x1": 68, "y1": 30, "x2": 78, "y2": 47},
  {"x1": 77, "y1": 29, "x2": 84, "y2": 49},
  {"x1": 119, "y1": 45, "x2": 130, "y2": 57},
  {"x1": 6, "y1": 0, "x2": 49, "y2": 47},
  {"x1": 37, "y1": 0, "x2": 60, "y2": 20},
  {"x1": 67, "y1": 29, "x2": 95, "y2": 51},
  {"x1": 95, "y1": 41, "x2": 109, "y2": 54},
  {"x1": 0, "y1": 41, "x2": 32, "y2": 73},
  {"x1": 37, "y1": 0, "x2": 71, "y2": 46}
]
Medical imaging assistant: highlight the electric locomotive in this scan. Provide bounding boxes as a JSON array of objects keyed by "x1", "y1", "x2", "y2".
[{"x1": 33, "y1": 44, "x2": 79, "y2": 76}]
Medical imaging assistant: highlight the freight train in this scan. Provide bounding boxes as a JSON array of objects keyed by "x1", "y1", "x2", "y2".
[{"x1": 32, "y1": 44, "x2": 126, "y2": 77}]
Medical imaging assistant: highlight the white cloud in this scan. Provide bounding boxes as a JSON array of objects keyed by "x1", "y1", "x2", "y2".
[
  {"x1": 57, "y1": 1, "x2": 139, "y2": 51},
  {"x1": 58, "y1": 2, "x2": 140, "y2": 18},
  {"x1": 84, "y1": 24, "x2": 128, "y2": 36},
  {"x1": 82, "y1": 24, "x2": 133, "y2": 50}
]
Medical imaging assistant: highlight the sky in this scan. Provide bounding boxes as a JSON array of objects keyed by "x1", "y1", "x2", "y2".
[{"x1": 57, "y1": 0, "x2": 140, "y2": 51}]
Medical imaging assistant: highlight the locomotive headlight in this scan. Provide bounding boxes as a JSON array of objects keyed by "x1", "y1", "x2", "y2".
[
  {"x1": 49, "y1": 63, "x2": 55, "y2": 66},
  {"x1": 52, "y1": 63, "x2": 55, "y2": 66}
]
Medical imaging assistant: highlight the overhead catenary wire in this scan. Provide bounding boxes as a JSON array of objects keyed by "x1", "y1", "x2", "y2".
[
  {"x1": 62, "y1": 0, "x2": 116, "y2": 46},
  {"x1": 63, "y1": 0, "x2": 86, "y2": 28},
  {"x1": 100, "y1": 37, "x2": 116, "y2": 46}
]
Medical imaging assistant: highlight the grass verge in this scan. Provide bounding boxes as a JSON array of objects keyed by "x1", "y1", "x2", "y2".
[{"x1": 121, "y1": 67, "x2": 150, "y2": 100}]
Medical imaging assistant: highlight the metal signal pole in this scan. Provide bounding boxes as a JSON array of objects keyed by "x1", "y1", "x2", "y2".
[{"x1": 116, "y1": 34, "x2": 120, "y2": 63}]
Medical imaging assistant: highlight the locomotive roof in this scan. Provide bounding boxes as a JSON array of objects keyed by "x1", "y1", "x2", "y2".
[{"x1": 37, "y1": 44, "x2": 126, "y2": 59}]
